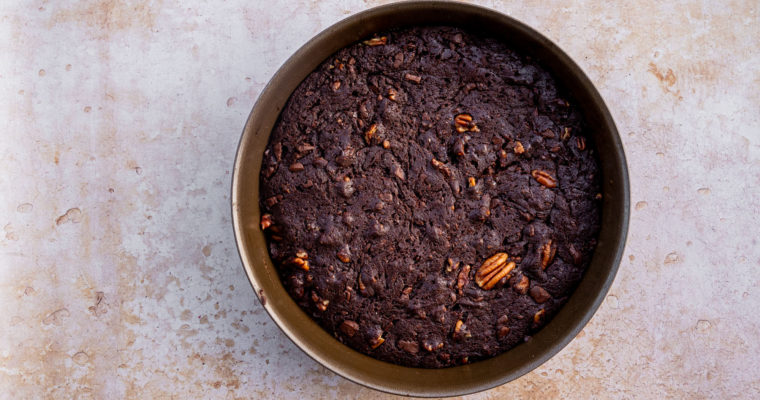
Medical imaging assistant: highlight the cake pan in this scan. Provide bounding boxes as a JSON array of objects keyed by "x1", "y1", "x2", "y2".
[{"x1": 232, "y1": 1, "x2": 629, "y2": 396}]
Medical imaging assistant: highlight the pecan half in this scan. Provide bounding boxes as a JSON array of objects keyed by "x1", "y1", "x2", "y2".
[
  {"x1": 513, "y1": 275, "x2": 530, "y2": 294},
  {"x1": 363, "y1": 36, "x2": 387, "y2": 46},
  {"x1": 454, "y1": 113, "x2": 479, "y2": 133},
  {"x1": 531, "y1": 170, "x2": 557, "y2": 188},
  {"x1": 475, "y1": 253, "x2": 516, "y2": 290},
  {"x1": 539, "y1": 240, "x2": 556, "y2": 270}
]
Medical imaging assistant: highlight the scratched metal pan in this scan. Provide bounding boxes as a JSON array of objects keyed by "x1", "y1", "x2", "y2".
[{"x1": 232, "y1": 1, "x2": 629, "y2": 396}]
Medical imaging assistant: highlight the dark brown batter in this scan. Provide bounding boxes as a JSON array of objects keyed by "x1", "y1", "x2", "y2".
[{"x1": 259, "y1": 26, "x2": 601, "y2": 368}]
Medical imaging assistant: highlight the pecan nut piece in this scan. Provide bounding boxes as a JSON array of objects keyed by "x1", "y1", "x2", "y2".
[
  {"x1": 533, "y1": 309, "x2": 546, "y2": 326},
  {"x1": 369, "y1": 335, "x2": 385, "y2": 349},
  {"x1": 363, "y1": 36, "x2": 387, "y2": 46},
  {"x1": 260, "y1": 214, "x2": 273, "y2": 230},
  {"x1": 339, "y1": 320, "x2": 359, "y2": 337},
  {"x1": 475, "y1": 253, "x2": 516, "y2": 290},
  {"x1": 512, "y1": 274, "x2": 530, "y2": 294},
  {"x1": 287, "y1": 256, "x2": 310, "y2": 271},
  {"x1": 457, "y1": 264, "x2": 471, "y2": 294},
  {"x1": 404, "y1": 73, "x2": 422, "y2": 84},
  {"x1": 576, "y1": 136, "x2": 586, "y2": 151},
  {"x1": 364, "y1": 123, "x2": 377, "y2": 144},
  {"x1": 531, "y1": 170, "x2": 557, "y2": 188},
  {"x1": 529, "y1": 286, "x2": 551, "y2": 303},
  {"x1": 454, "y1": 113, "x2": 480, "y2": 133},
  {"x1": 539, "y1": 240, "x2": 556, "y2": 270},
  {"x1": 431, "y1": 158, "x2": 452, "y2": 178}
]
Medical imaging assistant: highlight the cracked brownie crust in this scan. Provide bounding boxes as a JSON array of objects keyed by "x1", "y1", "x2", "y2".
[{"x1": 259, "y1": 26, "x2": 601, "y2": 368}]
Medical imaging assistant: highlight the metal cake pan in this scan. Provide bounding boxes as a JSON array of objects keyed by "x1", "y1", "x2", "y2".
[{"x1": 232, "y1": 1, "x2": 629, "y2": 396}]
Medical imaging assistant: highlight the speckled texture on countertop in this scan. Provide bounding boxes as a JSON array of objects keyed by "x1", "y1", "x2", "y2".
[{"x1": 0, "y1": 1, "x2": 758, "y2": 398}]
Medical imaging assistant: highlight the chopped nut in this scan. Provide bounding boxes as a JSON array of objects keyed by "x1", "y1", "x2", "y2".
[
  {"x1": 422, "y1": 339, "x2": 444, "y2": 352},
  {"x1": 475, "y1": 253, "x2": 516, "y2": 290},
  {"x1": 533, "y1": 309, "x2": 546, "y2": 325},
  {"x1": 295, "y1": 249, "x2": 308, "y2": 260},
  {"x1": 576, "y1": 136, "x2": 586, "y2": 151},
  {"x1": 513, "y1": 275, "x2": 530, "y2": 294},
  {"x1": 289, "y1": 162, "x2": 305, "y2": 172},
  {"x1": 514, "y1": 141, "x2": 525, "y2": 154},
  {"x1": 452, "y1": 138, "x2": 465, "y2": 156},
  {"x1": 445, "y1": 258, "x2": 460, "y2": 273},
  {"x1": 370, "y1": 335, "x2": 385, "y2": 349},
  {"x1": 431, "y1": 158, "x2": 451, "y2": 178},
  {"x1": 270, "y1": 235, "x2": 283, "y2": 242},
  {"x1": 387, "y1": 88, "x2": 397, "y2": 101},
  {"x1": 339, "y1": 320, "x2": 359, "y2": 337},
  {"x1": 404, "y1": 73, "x2": 422, "y2": 84},
  {"x1": 316, "y1": 299, "x2": 330, "y2": 311},
  {"x1": 382, "y1": 140, "x2": 390, "y2": 149},
  {"x1": 457, "y1": 264, "x2": 471, "y2": 294},
  {"x1": 595, "y1": 192, "x2": 603, "y2": 200},
  {"x1": 363, "y1": 36, "x2": 387, "y2": 46},
  {"x1": 364, "y1": 123, "x2": 377, "y2": 144},
  {"x1": 562, "y1": 127, "x2": 572, "y2": 140},
  {"x1": 452, "y1": 320, "x2": 471, "y2": 340},
  {"x1": 288, "y1": 256, "x2": 310, "y2": 271},
  {"x1": 331, "y1": 81, "x2": 341, "y2": 91},
  {"x1": 531, "y1": 170, "x2": 557, "y2": 188},
  {"x1": 530, "y1": 286, "x2": 551, "y2": 303},
  {"x1": 497, "y1": 326, "x2": 511, "y2": 339},
  {"x1": 391, "y1": 164, "x2": 405, "y2": 180},
  {"x1": 454, "y1": 113, "x2": 479, "y2": 133},
  {"x1": 539, "y1": 240, "x2": 556, "y2": 270},
  {"x1": 337, "y1": 244, "x2": 351, "y2": 263},
  {"x1": 260, "y1": 214, "x2": 273, "y2": 230},
  {"x1": 297, "y1": 143, "x2": 316, "y2": 153}
]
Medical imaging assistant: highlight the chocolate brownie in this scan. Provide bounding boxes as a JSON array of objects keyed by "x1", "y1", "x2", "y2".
[{"x1": 259, "y1": 26, "x2": 601, "y2": 368}]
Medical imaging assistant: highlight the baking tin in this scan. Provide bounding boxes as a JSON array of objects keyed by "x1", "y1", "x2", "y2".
[{"x1": 232, "y1": 1, "x2": 629, "y2": 396}]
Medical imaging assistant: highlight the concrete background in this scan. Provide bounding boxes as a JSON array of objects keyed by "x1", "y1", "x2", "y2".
[{"x1": 1, "y1": 0, "x2": 758, "y2": 398}]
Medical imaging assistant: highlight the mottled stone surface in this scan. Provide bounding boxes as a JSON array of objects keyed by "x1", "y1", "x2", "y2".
[{"x1": 0, "y1": 1, "x2": 758, "y2": 398}]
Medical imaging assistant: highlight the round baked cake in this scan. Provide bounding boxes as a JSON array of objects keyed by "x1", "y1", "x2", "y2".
[{"x1": 258, "y1": 26, "x2": 601, "y2": 368}]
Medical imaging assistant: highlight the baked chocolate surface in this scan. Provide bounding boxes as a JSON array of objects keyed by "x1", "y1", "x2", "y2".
[{"x1": 259, "y1": 26, "x2": 601, "y2": 368}]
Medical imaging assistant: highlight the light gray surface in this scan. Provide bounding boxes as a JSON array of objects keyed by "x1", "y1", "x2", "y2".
[{"x1": 1, "y1": 0, "x2": 758, "y2": 398}]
